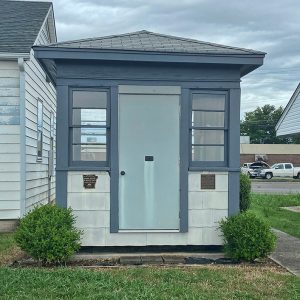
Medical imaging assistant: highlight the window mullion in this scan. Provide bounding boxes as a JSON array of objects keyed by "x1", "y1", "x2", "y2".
[
  {"x1": 70, "y1": 89, "x2": 109, "y2": 164},
  {"x1": 190, "y1": 91, "x2": 227, "y2": 164}
]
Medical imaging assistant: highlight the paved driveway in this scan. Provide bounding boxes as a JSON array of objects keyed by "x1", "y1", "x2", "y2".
[
  {"x1": 270, "y1": 229, "x2": 300, "y2": 276},
  {"x1": 251, "y1": 181, "x2": 300, "y2": 194}
]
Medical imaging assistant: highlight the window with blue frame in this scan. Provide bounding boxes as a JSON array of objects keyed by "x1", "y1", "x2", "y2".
[
  {"x1": 190, "y1": 91, "x2": 228, "y2": 167},
  {"x1": 70, "y1": 89, "x2": 109, "y2": 166}
]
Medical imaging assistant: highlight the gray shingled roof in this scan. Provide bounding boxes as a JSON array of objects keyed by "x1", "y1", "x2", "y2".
[
  {"x1": 0, "y1": 0, "x2": 52, "y2": 53},
  {"x1": 49, "y1": 30, "x2": 264, "y2": 55}
]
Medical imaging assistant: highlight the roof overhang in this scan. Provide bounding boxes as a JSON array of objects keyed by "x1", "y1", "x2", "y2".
[
  {"x1": 0, "y1": 52, "x2": 30, "y2": 60},
  {"x1": 33, "y1": 46, "x2": 265, "y2": 85}
]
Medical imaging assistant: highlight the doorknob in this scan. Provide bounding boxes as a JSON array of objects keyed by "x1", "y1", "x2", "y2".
[{"x1": 120, "y1": 171, "x2": 125, "y2": 175}]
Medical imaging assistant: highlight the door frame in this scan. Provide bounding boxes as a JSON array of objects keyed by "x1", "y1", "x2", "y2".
[{"x1": 110, "y1": 85, "x2": 189, "y2": 233}]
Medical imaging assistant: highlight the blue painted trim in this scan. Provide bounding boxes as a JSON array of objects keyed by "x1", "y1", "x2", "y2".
[
  {"x1": 55, "y1": 85, "x2": 69, "y2": 208},
  {"x1": 228, "y1": 172, "x2": 240, "y2": 216},
  {"x1": 57, "y1": 78, "x2": 241, "y2": 89},
  {"x1": 228, "y1": 88, "x2": 241, "y2": 216},
  {"x1": 180, "y1": 88, "x2": 189, "y2": 232},
  {"x1": 109, "y1": 86, "x2": 119, "y2": 233},
  {"x1": 68, "y1": 87, "x2": 111, "y2": 168},
  {"x1": 33, "y1": 46, "x2": 265, "y2": 75},
  {"x1": 189, "y1": 89, "x2": 229, "y2": 168}
]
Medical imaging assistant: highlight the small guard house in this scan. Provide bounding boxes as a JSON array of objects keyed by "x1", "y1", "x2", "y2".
[{"x1": 33, "y1": 31, "x2": 265, "y2": 246}]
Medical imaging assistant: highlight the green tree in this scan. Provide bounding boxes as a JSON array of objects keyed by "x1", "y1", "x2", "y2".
[{"x1": 240, "y1": 105, "x2": 300, "y2": 144}]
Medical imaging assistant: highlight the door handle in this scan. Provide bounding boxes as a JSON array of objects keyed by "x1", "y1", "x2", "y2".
[{"x1": 120, "y1": 171, "x2": 126, "y2": 175}]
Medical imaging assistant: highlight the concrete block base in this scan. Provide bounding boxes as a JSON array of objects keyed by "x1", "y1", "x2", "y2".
[{"x1": 0, "y1": 219, "x2": 18, "y2": 232}]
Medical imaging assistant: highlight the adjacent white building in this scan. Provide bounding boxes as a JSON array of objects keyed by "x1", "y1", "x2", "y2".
[
  {"x1": 276, "y1": 83, "x2": 300, "y2": 137},
  {"x1": 0, "y1": 0, "x2": 57, "y2": 229}
]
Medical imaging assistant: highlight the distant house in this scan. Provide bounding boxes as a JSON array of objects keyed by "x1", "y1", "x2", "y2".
[
  {"x1": 276, "y1": 83, "x2": 300, "y2": 137},
  {"x1": 34, "y1": 30, "x2": 264, "y2": 246},
  {"x1": 0, "y1": 0, "x2": 57, "y2": 230}
]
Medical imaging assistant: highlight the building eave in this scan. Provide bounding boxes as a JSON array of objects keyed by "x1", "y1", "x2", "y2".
[
  {"x1": 33, "y1": 46, "x2": 265, "y2": 85},
  {"x1": 33, "y1": 45, "x2": 265, "y2": 63},
  {"x1": 0, "y1": 52, "x2": 30, "y2": 60}
]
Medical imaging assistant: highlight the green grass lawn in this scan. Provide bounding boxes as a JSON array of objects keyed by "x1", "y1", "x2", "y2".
[
  {"x1": 0, "y1": 266, "x2": 299, "y2": 300},
  {"x1": 1, "y1": 200, "x2": 299, "y2": 299},
  {"x1": 250, "y1": 193, "x2": 300, "y2": 239}
]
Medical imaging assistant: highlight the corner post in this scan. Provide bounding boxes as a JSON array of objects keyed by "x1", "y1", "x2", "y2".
[
  {"x1": 228, "y1": 87, "x2": 241, "y2": 216},
  {"x1": 55, "y1": 84, "x2": 69, "y2": 208}
]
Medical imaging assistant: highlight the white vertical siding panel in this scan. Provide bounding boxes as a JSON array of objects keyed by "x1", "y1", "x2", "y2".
[{"x1": 0, "y1": 59, "x2": 21, "y2": 219}]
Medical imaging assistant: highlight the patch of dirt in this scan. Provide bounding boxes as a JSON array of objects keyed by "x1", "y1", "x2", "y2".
[
  {"x1": 0, "y1": 247, "x2": 26, "y2": 266},
  {"x1": 10, "y1": 256, "x2": 287, "y2": 274}
]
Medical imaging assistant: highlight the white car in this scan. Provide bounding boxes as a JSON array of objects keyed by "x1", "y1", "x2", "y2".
[
  {"x1": 259, "y1": 163, "x2": 300, "y2": 179},
  {"x1": 241, "y1": 162, "x2": 270, "y2": 178}
]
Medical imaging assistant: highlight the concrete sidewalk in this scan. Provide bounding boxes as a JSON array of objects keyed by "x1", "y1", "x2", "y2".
[{"x1": 270, "y1": 229, "x2": 300, "y2": 276}]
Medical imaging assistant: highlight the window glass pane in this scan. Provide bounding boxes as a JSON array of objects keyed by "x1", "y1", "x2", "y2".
[
  {"x1": 73, "y1": 91, "x2": 107, "y2": 108},
  {"x1": 50, "y1": 112, "x2": 54, "y2": 138},
  {"x1": 72, "y1": 144, "x2": 106, "y2": 161},
  {"x1": 192, "y1": 129, "x2": 224, "y2": 145},
  {"x1": 285, "y1": 164, "x2": 292, "y2": 169},
  {"x1": 72, "y1": 109, "x2": 106, "y2": 126},
  {"x1": 37, "y1": 100, "x2": 43, "y2": 160},
  {"x1": 192, "y1": 111, "x2": 224, "y2": 127},
  {"x1": 192, "y1": 145, "x2": 224, "y2": 161},
  {"x1": 37, "y1": 131, "x2": 43, "y2": 158},
  {"x1": 37, "y1": 100, "x2": 43, "y2": 131},
  {"x1": 72, "y1": 128, "x2": 106, "y2": 144},
  {"x1": 192, "y1": 93, "x2": 225, "y2": 110}
]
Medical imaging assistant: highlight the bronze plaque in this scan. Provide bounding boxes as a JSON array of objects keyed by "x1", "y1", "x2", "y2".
[
  {"x1": 83, "y1": 174, "x2": 98, "y2": 189},
  {"x1": 201, "y1": 174, "x2": 215, "y2": 190}
]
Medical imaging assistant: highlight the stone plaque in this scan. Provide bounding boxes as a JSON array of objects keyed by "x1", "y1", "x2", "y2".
[
  {"x1": 83, "y1": 174, "x2": 98, "y2": 189},
  {"x1": 201, "y1": 174, "x2": 215, "y2": 190}
]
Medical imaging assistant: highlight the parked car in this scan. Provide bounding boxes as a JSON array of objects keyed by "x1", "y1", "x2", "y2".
[
  {"x1": 259, "y1": 163, "x2": 300, "y2": 179},
  {"x1": 241, "y1": 162, "x2": 270, "y2": 178},
  {"x1": 241, "y1": 162, "x2": 253, "y2": 175}
]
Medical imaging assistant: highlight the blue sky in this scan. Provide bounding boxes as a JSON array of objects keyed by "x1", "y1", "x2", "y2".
[{"x1": 36, "y1": 0, "x2": 300, "y2": 117}]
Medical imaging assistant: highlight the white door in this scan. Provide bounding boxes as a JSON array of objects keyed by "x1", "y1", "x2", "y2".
[{"x1": 118, "y1": 93, "x2": 180, "y2": 230}]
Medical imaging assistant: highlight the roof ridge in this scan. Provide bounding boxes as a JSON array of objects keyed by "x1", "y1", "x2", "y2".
[
  {"x1": 50, "y1": 30, "x2": 148, "y2": 46},
  {"x1": 145, "y1": 31, "x2": 265, "y2": 55},
  {"x1": 50, "y1": 30, "x2": 265, "y2": 55}
]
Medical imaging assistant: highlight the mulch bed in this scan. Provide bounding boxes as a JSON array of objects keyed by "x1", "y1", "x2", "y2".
[{"x1": 9, "y1": 255, "x2": 285, "y2": 273}]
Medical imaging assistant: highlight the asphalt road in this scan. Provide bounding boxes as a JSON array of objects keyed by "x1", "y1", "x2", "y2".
[{"x1": 251, "y1": 181, "x2": 300, "y2": 194}]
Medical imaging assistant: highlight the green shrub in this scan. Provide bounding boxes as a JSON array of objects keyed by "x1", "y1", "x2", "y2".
[
  {"x1": 219, "y1": 211, "x2": 276, "y2": 262},
  {"x1": 15, "y1": 204, "x2": 81, "y2": 265},
  {"x1": 240, "y1": 173, "x2": 251, "y2": 212}
]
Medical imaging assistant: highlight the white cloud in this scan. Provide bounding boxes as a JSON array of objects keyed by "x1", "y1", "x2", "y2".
[{"x1": 33, "y1": 0, "x2": 300, "y2": 114}]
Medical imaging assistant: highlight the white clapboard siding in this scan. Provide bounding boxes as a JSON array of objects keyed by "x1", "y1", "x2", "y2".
[
  {"x1": 0, "y1": 201, "x2": 19, "y2": 210},
  {"x1": 0, "y1": 78, "x2": 19, "y2": 87},
  {"x1": 24, "y1": 16, "x2": 56, "y2": 213},
  {"x1": 277, "y1": 87, "x2": 300, "y2": 136},
  {"x1": 0, "y1": 59, "x2": 21, "y2": 219},
  {"x1": 0, "y1": 210, "x2": 20, "y2": 219}
]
